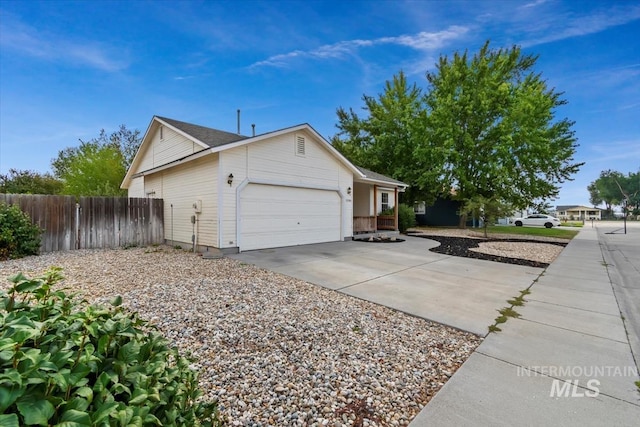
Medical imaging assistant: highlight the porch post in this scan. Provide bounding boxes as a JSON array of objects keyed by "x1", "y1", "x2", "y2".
[
  {"x1": 394, "y1": 187, "x2": 399, "y2": 231},
  {"x1": 373, "y1": 184, "x2": 377, "y2": 232}
]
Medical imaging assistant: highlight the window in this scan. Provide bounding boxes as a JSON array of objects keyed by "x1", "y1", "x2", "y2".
[
  {"x1": 414, "y1": 201, "x2": 426, "y2": 215},
  {"x1": 160, "y1": 125, "x2": 164, "y2": 140},
  {"x1": 381, "y1": 193, "x2": 389, "y2": 211},
  {"x1": 296, "y1": 135, "x2": 305, "y2": 156}
]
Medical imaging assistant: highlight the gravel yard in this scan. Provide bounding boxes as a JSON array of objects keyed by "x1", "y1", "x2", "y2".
[
  {"x1": 408, "y1": 228, "x2": 567, "y2": 268},
  {"x1": 1, "y1": 247, "x2": 481, "y2": 426}
]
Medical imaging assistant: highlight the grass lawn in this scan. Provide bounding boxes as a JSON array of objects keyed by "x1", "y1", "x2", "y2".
[
  {"x1": 483, "y1": 225, "x2": 579, "y2": 239},
  {"x1": 560, "y1": 221, "x2": 584, "y2": 227}
]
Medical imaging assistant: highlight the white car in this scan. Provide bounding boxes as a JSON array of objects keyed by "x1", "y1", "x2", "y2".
[{"x1": 513, "y1": 214, "x2": 561, "y2": 228}]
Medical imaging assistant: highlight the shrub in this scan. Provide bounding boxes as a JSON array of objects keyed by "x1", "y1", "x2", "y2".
[
  {"x1": 0, "y1": 203, "x2": 41, "y2": 260},
  {"x1": 0, "y1": 268, "x2": 221, "y2": 426},
  {"x1": 398, "y1": 203, "x2": 416, "y2": 232}
]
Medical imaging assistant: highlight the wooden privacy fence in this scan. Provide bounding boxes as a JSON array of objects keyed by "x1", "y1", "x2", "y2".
[{"x1": 0, "y1": 194, "x2": 164, "y2": 252}]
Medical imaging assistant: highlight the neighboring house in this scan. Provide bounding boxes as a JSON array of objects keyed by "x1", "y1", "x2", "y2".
[
  {"x1": 556, "y1": 205, "x2": 603, "y2": 220},
  {"x1": 121, "y1": 116, "x2": 407, "y2": 252},
  {"x1": 414, "y1": 198, "x2": 464, "y2": 227}
]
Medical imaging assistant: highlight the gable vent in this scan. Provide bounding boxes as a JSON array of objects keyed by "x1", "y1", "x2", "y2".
[{"x1": 296, "y1": 135, "x2": 306, "y2": 156}]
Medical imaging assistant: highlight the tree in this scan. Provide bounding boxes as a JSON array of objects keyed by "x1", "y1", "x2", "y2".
[
  {"x1": 425, "y1": 41, "x2": 583, "y2": 226},
  {"x1": 463, "y1": 195, "x2": 513, "y2": 238},
  {"x1": 331, "y1": 42, "x2": 582, "y2": 227},
  {"x1": 332, "y1": 72, "x2": 441, "y2": 204},
  {"x1": 51, "y1": 125, "x2": 141, "y2": 197},
  {"x1": 0, "y1": 169, "x2": 63, "y2": 194},
  {"x1": 589, "y1": 169, "x2": 640, "y2": 217}
]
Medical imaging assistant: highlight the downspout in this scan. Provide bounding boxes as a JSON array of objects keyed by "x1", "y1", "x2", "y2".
[
  {"x1": 394, "y1": 187, "x2": 399, "y2": 231},
  {"x1": 373, "y1": 184, "x2": 378, "y2": 232}
]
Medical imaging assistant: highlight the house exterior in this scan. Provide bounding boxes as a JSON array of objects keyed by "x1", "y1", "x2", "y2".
[
  {"x1": 121, "y1": 116, "x2": 407, "y2": 253},
  {"x1": 556, "y1": 205, "x2": 603, "y2": 220}
]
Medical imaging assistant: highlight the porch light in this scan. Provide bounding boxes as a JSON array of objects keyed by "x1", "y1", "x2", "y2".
[
  {"x1": 347, "y1": 186, "x2": 352, "y2": 195},
  {"x1": 227, "y1": 173, "x2": 234, "y2": 186}
]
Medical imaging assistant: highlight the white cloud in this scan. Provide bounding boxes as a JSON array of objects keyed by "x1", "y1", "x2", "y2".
[
  {"x1": 520, "y1": 0, "x2": 552, "y2": 9},
  {"x1": 520, "y1": 5, "x2": 640, "y2": 47},
  {"x1": 248, "y1": 25, "x2": 469, "y2": 69},
  {"x1": 0, "y1": 13, "x2": 129, "y2": 72}
]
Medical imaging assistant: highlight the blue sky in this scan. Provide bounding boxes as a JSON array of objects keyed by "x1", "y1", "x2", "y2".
[{"x1": 1, "y1": 0, "x2": 638, "y2": 208}]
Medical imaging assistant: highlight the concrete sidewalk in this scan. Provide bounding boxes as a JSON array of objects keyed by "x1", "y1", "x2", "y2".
[{"x1": 410, "y1": 226, "x2": 640, "y2": 426}]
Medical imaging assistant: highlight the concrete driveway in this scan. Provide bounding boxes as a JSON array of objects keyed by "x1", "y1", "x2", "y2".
[{"x1": 230, "y1": 236, "x2": 543, "y2": 336}]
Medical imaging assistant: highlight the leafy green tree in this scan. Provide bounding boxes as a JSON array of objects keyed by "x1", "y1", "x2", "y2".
[
  {"x1": 587, "y1": 181, "x2": 603, "y2": 207},
  {"x1": 332, "y1": 72, "x2": 441, "y2": 203},
  {"x1": 463, "y1": 195, "x2": 513, "y2": 238},
  {"x1": 51, "y1": 125, "x2": 141, "y2": 197},
  {"x1": 0, "y1": 169, "x2": 63, "y2": 194},
  {"x1": 425, "y1": 41, "x2": 582, "y2": 226},
  {"x1": 588, "y1": 169, "x2": 625, "y2": 217},
  {"x1": 332, "y1": 42, "x2": 582, "y2": 227}
]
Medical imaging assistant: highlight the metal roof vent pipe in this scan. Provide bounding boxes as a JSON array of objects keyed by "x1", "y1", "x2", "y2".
[
  {"x1": 252, "y1": 124, "x2": 255, "y2": 137},
  {"x1": 237, "y1": 109, "x2": 240, "y2": 135}
]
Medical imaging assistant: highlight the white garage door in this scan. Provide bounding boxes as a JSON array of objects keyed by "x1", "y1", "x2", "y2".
[{"x1": 239, "y1": 184, "x2": 341, "y2": 251}]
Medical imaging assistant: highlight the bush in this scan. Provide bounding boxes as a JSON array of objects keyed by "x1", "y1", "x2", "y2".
[
  {"x1": 397, "y1": 203, "x2": 416, "y2": 233},
  {"x1": 0, "y1": 203, "x2": 41, "y2": 260},
  {"x1": 0, "y1": 268, "x2": 221, "y2": 426}
]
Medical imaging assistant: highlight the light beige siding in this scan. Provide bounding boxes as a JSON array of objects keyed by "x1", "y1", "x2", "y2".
[
  {"x1": 353, "y1": 182, "x2": 370, "y2": 216},
  {"x1": 128, "y1": 177, "x2": 145, "y2": 198},
  {"x1": 137, "y1": 124, "x2": 206, "y2": 172},
  {"x1": 220, "y1": 130, "x2": 353, "y2": 249},
  {"x1": 144, "y1": 154, "x2": 218, "y2": 247}
]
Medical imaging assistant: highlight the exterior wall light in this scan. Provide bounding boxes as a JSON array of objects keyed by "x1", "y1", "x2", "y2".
[
  {"x1": 347, "y1": 186, "x2": 352, "y2": 195},
  {"x1": 227, "y1": 173, "x2": 234, "y2": 186}
]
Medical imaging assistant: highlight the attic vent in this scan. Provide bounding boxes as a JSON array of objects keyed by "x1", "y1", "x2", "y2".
[{"x1": 296, "y1": 135, "x2": 305, "y2": 156}]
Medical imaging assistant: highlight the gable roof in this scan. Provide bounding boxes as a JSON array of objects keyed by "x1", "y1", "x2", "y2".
[
  {"x1": 556, "y1": 205, "x2": 603, "y2": 211},
  {"x1": 355, "y1": 166, "x2": 407, "y2": 188},
  {"x1": 122, "y1": 116, "x2": 408, "y2": 190},
  {"x1": 156, "y1": 116, "x2": 249, "y2": 148}
]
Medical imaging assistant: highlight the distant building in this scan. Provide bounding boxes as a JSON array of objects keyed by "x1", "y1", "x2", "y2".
[{"x1": 556, "y1": 205, "x2": 602, "y2": 220}]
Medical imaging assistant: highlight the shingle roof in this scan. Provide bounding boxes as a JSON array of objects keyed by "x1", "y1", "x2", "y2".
[
  {"x1": 156, "y1": 116, "x2": 249, "y2": 148},
  {"x1": 556, "y1": 205, "x2": 602, "y2": 211},
  {"x1": 355, "y1": 166, "x2": 407, "y2": 187},
  {"x1": 556, "y1": 205, "x2": 578, "y2": 211},
  {"x1": 152, "y1": 116, "x2": 405, "y2": 188}
]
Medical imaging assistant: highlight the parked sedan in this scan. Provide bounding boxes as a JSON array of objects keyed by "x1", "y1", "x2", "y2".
[{"x1": 513, "y1": 214, "x2": 561, "y2": 228}]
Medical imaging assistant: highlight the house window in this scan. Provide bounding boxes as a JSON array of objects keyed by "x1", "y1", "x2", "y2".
[
  {"x1": 296, "y1": 135, "x2": 305, "y2": 156},
  {"x1": 414, "y1": 201, "x2": 426, "y2": 215},
  {"x1": 160, "y1": 125, "x2": 164, "y2": 140},
  {"x1": 381, "y1": 193, "x2": 389, "y2": 211}
]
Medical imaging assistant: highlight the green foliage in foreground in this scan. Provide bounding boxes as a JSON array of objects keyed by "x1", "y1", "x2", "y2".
[
  {"x1": 0, "y1": 268, "x2": 220, "y2": 426},
  {"x1": 0, "y1": 203, "x2": 41, "y2": 261}
]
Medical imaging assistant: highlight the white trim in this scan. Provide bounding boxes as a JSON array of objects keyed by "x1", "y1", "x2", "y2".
[
  {"x1": 122, "y1": 116, "x2": 214, "y2": 188},
  {"x1": 131, "y1": 149, "x2": 212, "y2": 178},
  {"x1": 155, "y1": 117, "x2": 211, "y2": 150},
  {"x1": 217, "y1": 155, "x2": 224, "y2": 249},
  {"x1": 356, "y1": 177, "x2": 407, "y2": 191},
  {"x1": 236, "y1": 178, "x2": 346, "y2": 252}
]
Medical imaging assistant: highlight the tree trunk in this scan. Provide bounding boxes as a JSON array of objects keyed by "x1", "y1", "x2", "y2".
[{"x1": 458, "y1": 212, "x2": 467, "y2": 228}]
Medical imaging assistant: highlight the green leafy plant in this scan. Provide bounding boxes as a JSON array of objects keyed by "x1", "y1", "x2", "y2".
[
  {"x1": 0, "y1": 203, "x2": 41, "y2": 261},
  {"x1": 377, "y1": 204, "x2": 416, "y2": 232},
  {"x1": 0, "y1": 268, "x2": 221, "y2": 426},
  {"x1": 397, "y1": 204, "x2": 417, "y2": 233}
]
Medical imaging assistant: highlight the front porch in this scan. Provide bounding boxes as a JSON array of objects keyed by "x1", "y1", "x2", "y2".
[
  {"x1": 352, "y1": 179, "x2": 401, "y2": 234},
  {"x1": 353, "y1": 215, "x2": 397, "y2": 233}
]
